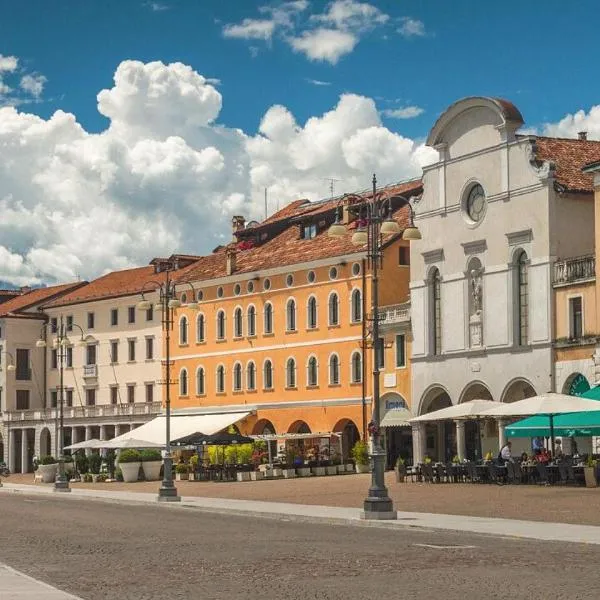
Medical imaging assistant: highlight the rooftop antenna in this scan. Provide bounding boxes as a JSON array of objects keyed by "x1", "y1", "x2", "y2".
[
  {"x1": 264, "y1": 187, "x2": 268, "y2": 220},
  {"x1": 325, "y1": 177, "x2": 341, "y2": 199}
]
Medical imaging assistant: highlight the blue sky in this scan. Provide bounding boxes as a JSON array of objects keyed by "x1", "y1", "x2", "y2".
[{"x1": 2, "y1": 0, "x2": 598, "y2": 138}]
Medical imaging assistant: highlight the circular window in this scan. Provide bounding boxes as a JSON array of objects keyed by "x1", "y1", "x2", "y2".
[
  {"x1": 217, "y1": 286, "x2": 224, "y2": 298},
  {"x1": 234, "y1": 284, "x2": 241, "y2": 296},
  {"x1": 465, "y1": 184, "x2": 486, "y2": 223},
  {"x1": 181, "y1": 293, "x2": 187, "y2": 303},
  {"x1": 263, "y1": 278, "x2": 271, "y2": 291},
  {"x1": 247, "y1": 281, "x2": 255, "y2": 293},
  {"x1": 307, "y1": 270, "x2": 316, "y2": 283},
  {"x1": 352, "y1": 263, "x2": 361, "y2": 276},
  {"x1": 329, "y1": 267, "x2": 338, "y2": 280},
  {"x1": 286, "y1": 274, "x2": 294, "y2": 287},
  {"x1": 196, "y1": 290, "x2": 203, "y2": 302}
]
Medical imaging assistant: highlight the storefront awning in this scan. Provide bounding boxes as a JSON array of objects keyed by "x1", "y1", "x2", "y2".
[
  {"x1": 109, "y1": 411, "x2": 251, "y2": 446},
  {"x1": 380, "y1": 409, "x2": 412, "y2": 428}
]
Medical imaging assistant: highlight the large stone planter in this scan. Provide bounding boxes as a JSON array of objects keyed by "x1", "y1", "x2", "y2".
[
  {"x1": 142, "y1": 461, "x2": 163, "y2": 482},
  {"x1": 282, "y1": 468, "x2": 296, "y2": 478},
  {"x1": 37, "y1": 463, "x2": 57, "y2": 483},
  {"x1": 271, "y1": 468, "x2": 283, "y2": 478},
  {"x1": 326, "y1": 466, "x2": 338, "y2": 476},
  {"x1": 345, "y1": 464, "x2": 354, "y2": 473},
  {"x1": 355, "y1": 463, "x2": 370, "y2": 474},
  {"x1": 120, "y1": 462, "x2": 141, "y2": 483},
  {"x1": 64, "y1": 462, "x2": 74, "y2": 475},
  {"x1": 297, "y1": 467, "x2": 312, "y2": 477},
  {"x1": 236, "y1": 471, "x2": 251, "y2": 482},
  {"x1": 584, "y1": 466, "x2": 597, "y2": 488},
  {"x1": 312, "y1": 466, "x2": 326, "y2": 476},
  {"x1": 250, "y1": 471, "x2": 265, "y2": 481},
  {"x1": 175, "y1": 472, "x2": 188, "y2": 481},
  {"x1": 336, "y1": 465, "x2": 347, "y2": 475}
]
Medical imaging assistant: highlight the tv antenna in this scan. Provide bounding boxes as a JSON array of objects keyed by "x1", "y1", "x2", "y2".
[{"x1": 324, "y1": 177, "x2": 341, "y2": 199}]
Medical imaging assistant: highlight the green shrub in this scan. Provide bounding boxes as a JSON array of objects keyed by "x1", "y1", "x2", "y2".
[
  {"x1": 351, "y1": 441, "x2": 369, "y2": 466},
  {"x1": 88, "y1": 453, "x2": 102, "y2": 475},
  {"x1": 237, "y1": 444, "x2": 253, "y2": 465},
  {"x1": 105, "y1": 449, "x2": 116, "y2": 478},
  {"x1": 118, "y1": 449, "x2": 141, "y2": 463},
  {"x1": 140, "y1": 449, "x2": 162, "y2": 462},
  {"x1": 190, "y1": 454, "x2": 199, "y2": 468},
  {"x1": 75, "y1": 453, "x2": 88, "y2": 475},
  {"x1": 63, "y1": 454, "x2": 74, "y2": 463},
  {"x1": 115, "y1": 467, "x2": 123, "y2": 481},
  {"x1": 175, "y1": 463, "x2": 188, "y2": 474},
  {"x1": 38, "y1": 455, "x2": 57, "y2": 465}
]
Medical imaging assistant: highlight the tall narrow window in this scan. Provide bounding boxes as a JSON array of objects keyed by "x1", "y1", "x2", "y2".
[
  {"x1": 351, "y1": 289, "x2": 362, "y2": 323},
  {"x1": 179, "y1": 369, "x2": 188, "y2": 396},
  {"x1": 128, "y1": 306, "x2": 136, "y2": 324},
  {"x1": 233, "y1": 362, "x2": 242, "y2": 391},
  {"x1": 328, "y1": 293, "x2": 339, "y2": 326},
  {"x1": 87, "y1": 312, "x2": 95, "y2": 329},
  {"x1": 247, "y1": 305, "x2": 256, "y2": 336},
  {"x1": 307, "y1": 296, "x2": 317, "y2": 329},
  {"x1": 85, "y1": 388, "x2": 96, "y2": 407},
  {"x1": 15, "y1": 349, "x2": 30, "y2": 381},
  {"x1": 146, "y1": 337, "x2": 154, "y2": 360},
  {"x1": 196, "y1": 367, "x2": 205, "y2": 395},
  {"x1": 66, "y1": 346, "x2": 73, "y2": 367},
  {"x1": 376, "y1": 338, "x2": 385, "y2": 369},
  {"x1": 307, "y1": 356, "x2": 318, "y2": 387},
  {"x1": 569, "y1": 297, "x2": 583, "y2": 339},
  {"x1": 110, "y1": 386, "x2": 118, "y2": 405},
  {"x1": 217, "y1": 310, "x2": 226, "y2": 340},
  {"x1": 127, "y1": 384, "x2": 135, "y2": 403},
  {"x1": 110, "y1": 308, "x2": 118, "y2": 326},
  {"x1": 263, "y1": 360, "x2": 273, "y2": 389},
  {"x1": 286, "y1": 358, "x2": 296, "y2": 388},
  {"x1": 264, "y1": 302, "x2": 273, "y2": 334},
  {"x1": 146, "y1": 305, "x2": 154, "y2": 321},
  {"x1": 110, "y1": 340, "x2": 119, "y2": 363},
  {"x1": 51, "y1": 349, "x2": 58, "y2": 369},
  {"x1": 145, "y1": 383, "x2": 154, "y2": 403},
  {"x1": 234, "y1": 307, "x2": 243, "y2": 338},
  {"x1": 351, "y1": 351, "x2": 362, "y2": 383},
  {"x1": 431, "y1": 268, "x2": 442, "y2": 355},
  {"x1": 179, "y1": 316, "x2": 188, "y2": 345},
  {"x1": 216, "y1": 365, "x2": 225, "y2": 393},
  {"x1": 247, "y1": 361, "x2": 256, "y2": 391},
  {"x1": 196, "y1": 313, "x2": 205, "y2": 343},
  {"x1": 329, "y1": 354, "x2": 340, "y2": 385},
  {"x1": 66, "y1": 389, "x2": 73, "y2": 407},
  {"x1": 128, "y1": 339, "x2": 136, "y2": 362},
  {"x1": 396, "y1": 334, "x2": 406, "y2": 368},
  {"x1": 286, "y1": 299, "x2": 296, "y2": 332},
  {"x1": 516, "y1": 251, "x2": 529, "y2": 346},
  {"x1": 86, "y1": 344, "x2": 97, "y2": 366}
]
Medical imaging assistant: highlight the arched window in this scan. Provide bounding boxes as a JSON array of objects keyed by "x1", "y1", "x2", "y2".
[
  {"x1": 351, "y1": 351, "x2": 362, "y2": 383},
  {"x1": 196, "y1": 313, "x2": 205, "y2": 343},
  {"x1": 307, "y1": 296, "x2": 317, "y2": 329},
  {"x1": 196, "y1": 367, "x2": 205, "y2": 395},
  {"x1": 516, "y1": 250, "x2": 528, "y2": 346},
  {"x1": 179, "y1": 368, "x2": 188, "y2": 396},
  {"x1": 263, "y1": 359, "x2": 273, "y2": 389},
  {"x1": 351, "y1": 289, "x2": 362, "y2": 323},
  {"x1": 431, "y1": 268, "x2": 442, "y2": 355},
  {"x1": 307, "y1": 356, "x2": 318, "y2": 387},
  {"x1": 247, "y1": 305, "x2": 256, "y2": 337},
  {"x1": 234, "y1": 307, "x2": 243, "y2": 338},
  {"x1": 264, "y1": 302, "x2": 273, "y2": 334},
  {"x1": 329, "y1": 353, "x2": 340, "y2": 385},
  {"x1": 216, "y1": 364, "x2": 225, "y2": 393},
  {"x1": 179, "y1": 316, "x2": 188, "y2": 345},
  {"x1": 286, "y1": 358, "x2": 296, "y2": 388},
  {"x1": 233, "y1": 362, "x2": 242, "y2": 391},
  {"x1": 217, "y1": 310, "x2": 226, "y2": 340},
  {"x1": 328, "y1": 292, "x2": 339, "y2": 326},
  {"x1": 286, "y1": 298, "x2": 296, "y2": 332},
  {"x1": 247, "y1": 361, "x2": 256, "y2": 390}
]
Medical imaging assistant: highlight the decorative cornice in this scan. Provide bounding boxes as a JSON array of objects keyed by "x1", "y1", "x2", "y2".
[
  {"x1": 422, "y1": 248, "x2": 444, "y2": 264},
  {"x1": 461, "y1": 239, "x2": 487, "y2": 255},
  {"x1": 506, "y1": 229, "x2": 533, "y2": 246}
]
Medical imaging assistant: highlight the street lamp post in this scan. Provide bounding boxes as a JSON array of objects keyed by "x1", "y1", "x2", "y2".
[
  {"x1": 36, "y1": 317, "x2": 87, "y2": 493},
  {"x1": 329, "y1": 174, "x2": 421, "y2": 520},
  {"x1": 137, "y1": 264, "x2": 198, "y2": 503}
]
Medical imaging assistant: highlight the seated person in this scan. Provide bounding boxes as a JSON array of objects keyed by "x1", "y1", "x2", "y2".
[
  {"x1": 520, "y1": 452, "x2": 529, "y2": 463},
  {"x1": 536, "y1": 448, "x2": 551, "y2": 464},
  {"x1": 554, "y1": 439, "x2": 564, "y2": 460}
]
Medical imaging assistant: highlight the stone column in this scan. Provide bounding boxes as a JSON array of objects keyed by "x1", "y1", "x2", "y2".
[
  {"x1": 8, "y1": 429, "x2": 16, "y2": 474},
  {"x1": 21, "y1": 429, "x2": 28, "y2": 474},
  {"x1": 85, "y1": 426, "x2": 93, "y2": 456},
  {"x1": 436, "y1": 423, "x2": 445, "y2": 462},
  {"x1": 411, "y1": 423, "x2": 426, "y2": 465},
  {"x1": 99, "y1": 425, "x2": 107, "y2": 441},
  {"x1": 455, "y1": 420, "x2": 466, "y2": 462},
  {"x1": 498, "y1": 418, "x2": 507, "y2": 451}
]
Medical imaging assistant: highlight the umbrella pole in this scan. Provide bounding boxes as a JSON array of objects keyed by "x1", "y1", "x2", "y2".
[{"x1": 550, "y1": 415, "x2": 555, "y2": 459}]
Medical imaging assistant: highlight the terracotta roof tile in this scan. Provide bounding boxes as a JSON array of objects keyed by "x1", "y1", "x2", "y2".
[{"x1": 0, "y1": 282, "x2": 85, "y2": 317}]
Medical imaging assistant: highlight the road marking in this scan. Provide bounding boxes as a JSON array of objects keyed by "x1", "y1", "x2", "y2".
[
  {"x1": 0, "y1": 563, "x2": 84, "y2": 599},
  {"x1": 413, "y1": 544, "x2": 478, "y2": 550}
]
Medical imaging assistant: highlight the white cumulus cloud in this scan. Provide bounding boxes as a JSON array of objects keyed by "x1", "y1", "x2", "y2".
[
  {"x1": 20, "y1": 74, "x2": 47, "y2": 98},
  {"x1": 398, "y1": 17, "x2": 426, "y2": 38},
  {"x1": 288, "y1": 28, "x2": 357, "y2": 64},
  {"x1": 382, "y1": 105, "x2": 425, "y2": 119},
  {"x1": 541, "y1": 105, "x2": 600, "y2": 140}
]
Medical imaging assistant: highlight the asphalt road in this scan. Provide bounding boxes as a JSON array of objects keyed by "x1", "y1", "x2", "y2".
[{"x1": 1, "y1": 495, "x2": 599, "y2": 600}]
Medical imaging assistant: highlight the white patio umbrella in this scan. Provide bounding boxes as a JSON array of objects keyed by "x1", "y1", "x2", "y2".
[
  {"x1": 64, "y1": 438, "x2": 103, "y2": 450},
  {"x1": 102, "y1": 438, "x2": 164, "y2": 449},
  {"x1": 409, "y1": 399, "x2": 504, "y2": 423}
]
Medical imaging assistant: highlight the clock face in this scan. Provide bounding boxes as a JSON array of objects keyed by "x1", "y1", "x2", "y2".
[{"x1": 467, "y1": 184, "x2": 486, "y2": 222}]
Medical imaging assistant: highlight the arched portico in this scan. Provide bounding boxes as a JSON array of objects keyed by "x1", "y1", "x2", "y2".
[
  {"x1": 417, "y1": 385, "x2": 453, "y2": 463},
  {"x1": 501, "y1": 378, "x2": 537, "y2": 403},
  {"x1": 39, "y1": 427, "x2": 52, "y2": 458},
  {"x1": 332, "y1": 418, "x2": 360, "y2": 461},
  {"x1": 562, "y1": 372, "x2": 591, "y2": 397}
]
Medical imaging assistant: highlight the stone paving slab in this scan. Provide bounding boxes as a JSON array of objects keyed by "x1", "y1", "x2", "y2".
[
  {"x1": 3, "y1": 482, "x2": 600, "y2": 546},
  {"x1": 0, "y1": 563, "x2": 83, "y2": 599}
]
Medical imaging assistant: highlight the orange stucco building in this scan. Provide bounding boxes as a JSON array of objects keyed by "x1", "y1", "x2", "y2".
[{"x1": 167, "y1": 180, "x2": 420, "y2": 461}]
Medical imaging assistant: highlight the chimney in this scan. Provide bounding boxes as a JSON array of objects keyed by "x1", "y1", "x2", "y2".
[
  {"x1": 19, "y1": 286, "x2": 31, "y2": 294},
  {"x1": 226, "y1": 247, "x2": 237, "y2": 276},
  {"x1": 578, "y1": 131, "x2": 588, "y2": 141},
  {"x1": 232, "y1": 215, "x2": 245, "y2": 241}
]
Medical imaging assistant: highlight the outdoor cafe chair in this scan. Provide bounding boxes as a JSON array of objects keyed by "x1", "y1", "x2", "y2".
[
  {"x1": 535, "y1": 462, "x2": 550, "y2": 485},
  {"x1": 505, "y1": 461, "x2": 517, "y2": 484},
  {"x1": 558, "y1": 460, "x2": 575, "y2": 485},
  {"x1": 434, "y1": 463, "x2": 446, "y2": 483},
  {"x1": 421, "y1": 463, "x2": 434, "y2": 483},
  {"x1": 513, "y1": 461, "x2": 524, "y2": 483},
  {"x1": 465, "y1": 462, "x2": 481, "y2": 483}
]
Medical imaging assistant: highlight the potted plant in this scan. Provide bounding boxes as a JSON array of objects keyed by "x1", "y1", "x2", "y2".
[
  {"x1": 118, "y1": 449, "x2": 142, "y2": 482},
  {"x1": 105, "y1": 450, "x2": 116, "y2": 481},
  {"x1": 175, "y1": 462, "x2": 189, "y2": 481},
  {"x1": 326, "y1": 452, "x2": 339, "y2": 476},
  {"x1": 37, "y1": 455, "x2": 58, "y2": 483},
  {"x1": 140, "y1": 449, "x2": 163, "y2": 481},
  {"x1": 74, "y1": 453, "x2": 88, "y2": 479},
  {"x1": 88, "y1": 453, "x2": 102, "y2": 482},
  {"x1": 395, "y1": 457, "x2": 407, "y2": 482},
  {"x1": 281, "y1": 449, "x2": 297, "y2": 478},
  {"x1": 63, "y1": 455, "x2": 74, "y2": 475},
  {"x1": 351, "y1": 441, "x2": 370, "y2": 474},
  {"x1": 584, "y1": 456, "x2": 598, "y2": 488}
]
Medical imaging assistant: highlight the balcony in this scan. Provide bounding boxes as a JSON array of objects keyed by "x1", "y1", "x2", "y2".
[
  {"x1": 378, "y1": 302, "x2": 411, "y2": 328},
  {"x1": 83, "y1": 364, "x2": 98, "y2": 379},
  {"x1": 554, "y1": 255, "x2": 595, "y2": 287}
]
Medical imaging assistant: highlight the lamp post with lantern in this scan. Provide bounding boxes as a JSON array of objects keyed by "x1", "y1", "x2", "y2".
[{"x1": 328, "y1": 174, "x2": 421, "y2": 520}]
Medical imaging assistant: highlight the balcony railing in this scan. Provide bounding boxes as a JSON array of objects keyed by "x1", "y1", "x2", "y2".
[
  {"x1": 83, "y1": 364, "x2": 98, "y2": 378},
  {"x1": 378, "y1": 302, "x2": 411, "y2": 326},
  {"x1": 554, "y1": 255, "x2": 595, "y2": 286},
  {"x1": 4, "y1": 401, "x2": 162, "y2": 422}
]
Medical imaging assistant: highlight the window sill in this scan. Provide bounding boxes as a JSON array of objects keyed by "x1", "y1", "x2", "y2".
[
  {"x1": 195, "y1": 340, "x2": 206, "y2": 345},
  {"x1": 247, "y1": 334, "x2": 257, "y2": 340},
  {"x1": 328, "y1": 324, "x2": 341, "y2": 329},
  {"x1": 233, "y1": 336, "x2": 243, "y2": 341},
  {"x1": 127, "y1": 360, "x2": 137, "y2": 364},
  {"x1": 179, "y1": 395, "x2": 190, "y2": 399},
  {"x1": 350, "y1": 381, "x2": 362, "y2": 386},
  {"x1": 232, "y1": 390, "x2": 244, "y2": 394},
  {"x1": 216, "y1": 391, "x2": 226, "y2": 396},
  {"x1": 195, "y1": 394, "x2": 206, "y2": 398},
  {"x1": 263, "y1": 332, "x2": 275, "y2": 337},
  {"x1": 350, "y1": 320, "x2": 362, "y2": 325},
  {"x1": 306, "y1": 384, "x2": 319, "y2": 390},
  {"x1": 328, "y1": 383, "x2": 341, "y2": 388},
  {"x1": 285, "y1": 386, "x2": 297, "y2": 391},
  {"x1": 246, "y1": 388, "x2": 258, "y2": 394},
  {"x1": 285, "y1": 329, "x2": 298, "y2": 334},
  {"x1": 395, "y1": 365, "x2": 407, "y2": 370},
  {"x1": 216, "y1": 339, "x2": 227, "y2": 344},
  {"x1": 305, "y1": 327, "x2": 318, "y2": 332},
  {"x1": 179, "y1": 343, "x2": 189, "y2": 348},
  {"x1": 145, "y1": 359, "x2": 155, "y2": 363},
  {"x1": 262, "y1": 387, "x2": 274, "y2": 393}
]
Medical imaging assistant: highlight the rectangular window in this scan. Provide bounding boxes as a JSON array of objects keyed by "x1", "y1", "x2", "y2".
[
  {"x1": 302, "y1": 223, "x2": 317, "y2": 239},
  {"x1": 66, "y1": 315, "x2": 73, "y2": 331},
  {"x1": 50, "y1": 390, "x2": 58, "y2": 408},
  {"x1": 66, "y1": 389, "x2": 73, "y2": 407},
  {"x1": 145, "y1": 383, "x2": 154, "y2": 403},
  {"x1": 128, "y1": 306, "x2": 136, "y2": 324},
  {"x1": 51, "y1": 349, "x2": 58, "y2": 369},
  {"x1": 146, "y1": 305, "x2": 154, "y2": 321},
  {"x1": 16, "y1": 389, "x2": 30, "y2": 410},
  {"x1": 128, "y1": 339, "x2": 136, "y2": 362},
  {"x1": 110, "y1": 340, "x2": 119, "y2": 363},
  {"x1": 145, "y1": 338, "x2": 154, "y2": 360},
  {"x1": 110, "y1": 386, "x2": 118, "y2": 405},
  {"x1": 86, "y1": 344, "x2": 97, "y2": 366},
  {"x1": 85, "y1": 388, "x2": 96, "y2": 406},
  {"x1": 50, "y1": 317, "x2": 58, "y2": 333},
  {"x1": 376, "y1": 338, "x2": 385, "y2": 369},
  {"x1": 398, "y1": 246, "x2": 410, "y2": 266},
  {"x1": 569, "y1": 297, "x2": 583, "y2": 339},
  {"x1": 127, "y1": 384, "x2": 135, "y2": 404},
  {"x1": 395, "y1": 334, "x2": 406, "y2": 368},
  {"x1": 15, "y1": 349, "x2": 30, "y2": 380},
  {"x1": 87, "y1": 312, "x2": 95, "y2": 329},
  {"x1": 110, "y1": 308, "x2": 118, "y2": 326},
  {"x1": 66, "y1": 346, "x2": 73, "y2": 368}
]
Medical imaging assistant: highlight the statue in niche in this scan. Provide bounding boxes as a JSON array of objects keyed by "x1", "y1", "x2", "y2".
[
  {"x1": 469, "y1": 267, "x2": 483, "y2": 348},
  {"x1": 470, "y1": 269, "x2": 482, "y2": 314}
]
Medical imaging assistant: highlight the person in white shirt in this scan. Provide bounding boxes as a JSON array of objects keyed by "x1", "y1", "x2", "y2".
[{"x1": 500, "y1": 441, "x2": 513, "y2": 464}]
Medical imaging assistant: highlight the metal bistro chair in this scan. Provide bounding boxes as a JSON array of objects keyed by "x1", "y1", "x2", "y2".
[
  {"x1": 536, "y1": 462, "x2": 550, "y2": 486},
  {"x1": 465, "y1": 461, "x2": 480, "y2": 483},
  {"x1": 487, "y1": 462, "x2": 503, "y2": 484},
  {"x1": 434, "y1": 463, "x2": 446, "y2": 483},
  {"x1": 558, "y1": 459, "x2": 576, "y2": 485},
  {"x1": 505, "y1": 461, "x2": 516, "y2": 484},
  {"x1": 421, "y1": 463, "x2": 435, "y2": 483},
  {"x1": 513, "y1": 461, "x2": 525, "y2": 484}
]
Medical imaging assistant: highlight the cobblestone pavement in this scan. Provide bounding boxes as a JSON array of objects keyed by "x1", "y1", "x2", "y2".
[
  {"x1": 1, "y1": 494, "x2": 600, "y2": 600},
  {"x1": 7, "y1": 470, "x2": 600, "y2": 525}
]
